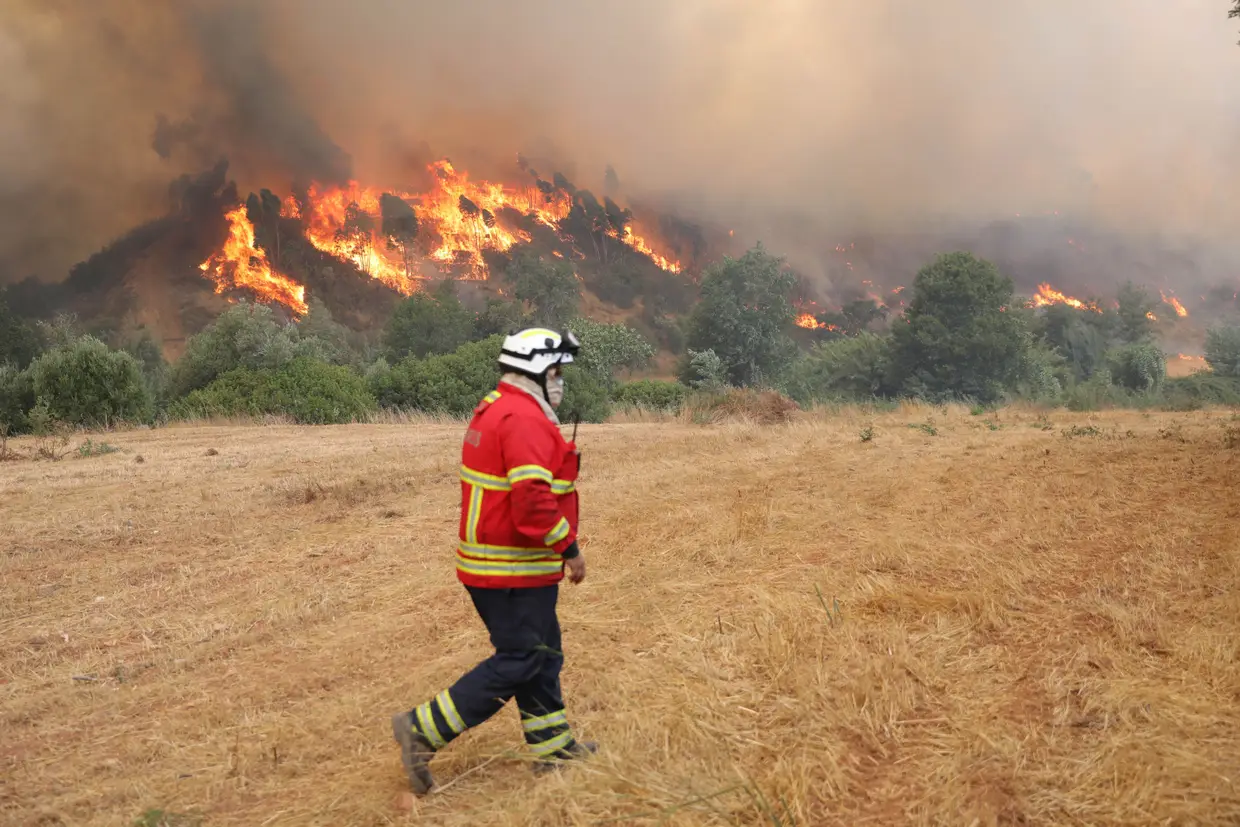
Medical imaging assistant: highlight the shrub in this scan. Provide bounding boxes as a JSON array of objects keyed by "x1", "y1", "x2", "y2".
[
  {"x1": 1107, "y1": 342, "x2": 1166, "y2": 392},
  {"x1": 684, "y1": 387, "x2": 800, "y2": 425},
  {"x1": 782, "y1": 331, "x2": 893, "y2": 405},
  {"x1": 558, "y1": 363, "x2": 612, "y2": 424},
  {"x1": 0, "y1": 363, "x2": 34, "y2": 434},
  {"x1": 26, "y1": 336, "x2": 152, "y2": 428},
  {"x1": 678, "y1": 348, "x2": 730, "y2": 391},
  {"x1": 171, "y1": 357, "x2": 376, "y2": 425},
  {"x1": 613, "y1": 379, "x2": 689, "y2": 412},
  {"x1": 384, "y1": 336, "x2": 506, "y2": 416},
  {"x1": 169, "y1": 301, "x2": 331, "y2": 397},
  {"x1": 1204, "y1": 325, "x2": 1240, "y2": 378},
  {"x1": 569, "y1": 317, "x2": 656, "y2": 383},
  {"x1": 1157, "y1": 374, "x2": 1240, "y2": 411}
]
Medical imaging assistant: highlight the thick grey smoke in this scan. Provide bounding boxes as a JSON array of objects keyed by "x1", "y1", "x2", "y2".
[{"x1": 2, "y1": 0, "x2": 1240, "y2": 294}]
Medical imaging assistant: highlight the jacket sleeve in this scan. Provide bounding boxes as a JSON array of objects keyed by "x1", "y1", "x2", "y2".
[{"x1": 497, "y1": 413, "x2": 577, "y2": 554}]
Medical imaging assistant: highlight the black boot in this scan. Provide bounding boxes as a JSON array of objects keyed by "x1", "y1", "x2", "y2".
[
  {"x1": 391, "y1": 711, "x2": 437, "y2": 795},
  {"x1": 532, "y1": 739, "x2": 598, "y2": 775}
]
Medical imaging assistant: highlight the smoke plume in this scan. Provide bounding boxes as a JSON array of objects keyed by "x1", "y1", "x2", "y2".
[{"x1": 2, "y1": 0, "x2": 1239, "y2": 296}]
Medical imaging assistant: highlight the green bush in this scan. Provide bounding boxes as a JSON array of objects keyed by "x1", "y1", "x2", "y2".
[
  {"x1": 558, "y1": 363, "x2": 612, "y2": 424},
  {"x1": 169, "y1": 301, "x2": 333, "y2": 397},
  {"x1": 1157, "y1": 374, "x2": 1240, "y2": 411},
  {"x1": 1204, "y1": 325, "x2": 1240, "y2": 378},
  {"x1": 26, "y1": 335, "x2": 152, "y2": 428},
  {"x1": 782, "y1": 331, "x2": 893, "y2": 405},
  {"x1": 0, "y1": 363, "x2": 35, "y2": 433},
  {"x1": 613, "y1": 379, "x2": 689, "y2": 411},
  {"x1": 1107, "y1": 342, "x2": 1166, "y2": 392},
  {"x1": 171, "y1": 357, "x2": 376, "y2": 425},
  {"x1": 384, "y1": 336, "x2": 506, "y2": 416}
]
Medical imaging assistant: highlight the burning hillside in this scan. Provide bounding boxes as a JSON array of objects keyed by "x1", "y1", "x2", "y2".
[{"x1": 198, "y1": 157, "x2": 684, "y2": 317}]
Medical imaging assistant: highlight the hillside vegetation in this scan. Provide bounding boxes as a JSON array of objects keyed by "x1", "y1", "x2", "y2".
[
  {"x1": 5, "y1": 245, "x2": 1240, "y2": 443},
  {"x1": 2, "y1": 407, "x2": 1238, "y2": 825}
]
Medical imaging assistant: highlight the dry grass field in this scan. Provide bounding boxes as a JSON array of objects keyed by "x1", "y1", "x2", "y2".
[{"x1": 2, "y1": 404, "x2": 1239, "y2": 826}]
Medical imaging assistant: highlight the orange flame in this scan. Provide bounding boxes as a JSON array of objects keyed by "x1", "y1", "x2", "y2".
[
  {"x1": 198, "y1": 206, "x2": 307, "y2": 316},
  {"x1": 1029, "y1": 283, "x2": 1101, "y2": 313},
  {"x1": 794, "y1": 312, "x2": 839, "y2": 331},
  {"x1": 284, "y1": 158, "x2": 680, "y2": 287},
  {"x1": 1159, "y1": 290, "x2": 1188, "y2": 318},
  {"x1": 1146, "y1": 311, "x2": 1158, "y2": 321},
  {"x1": 287, "y1": 183, "x2": 422, "y2": 294}
]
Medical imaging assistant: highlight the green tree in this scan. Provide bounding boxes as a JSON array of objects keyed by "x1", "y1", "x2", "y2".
[
  {"x1": 0, "y1": 363, "x2": 35, "y2": 433},
  {"x1": 383, "y1": 280, "x2": 476, "y2": 362},
  {"x1": 384, "y1": 336, "x2": 506, "y2": 416},
  {"x1": 169, "y1": 301, "x2": 330, "y2": 397},
  {"x1": 679, "y1": 348, "x2": 729, "y2": 391},
  {"x1": 1107, "y1": 342, "x2": 1166, "y2": 392},
  {"x1": 26, "y1": 335, "x2": 152, "y2": 427},
  {"x1": 473, "y1": 296, "x2": 530, "y2": 338},
  {"x1": 1204, "y1": 324, "x2": 1240, "y2": 377},
  {"x1": 568, "y1": 317, "x2": 655, "y2": 386},
  {"x1": 783, "y1": 331, "x2": 894, "y2": 405},
  {"x1": 1114, "y1": 281, "x2": 1158, "y2": 345},
  {"x1": 505, "y1": 249, "x2": 581, "y2": 329},
  {"x1": 682, "y1": 243, "x2": 798, "y2": 386},
  {"x1": 123, "y1": 328, "x2": 170, "y2": 413},
  {"x1": 297, "y1": 296, "x2": 366, "y2": 366},
  {"x1": 888, "y1": 251, "x2": 1031, "y2": 404},
  {"x1": 0, "y1": 298, "x2": 43, "y2": 369}
]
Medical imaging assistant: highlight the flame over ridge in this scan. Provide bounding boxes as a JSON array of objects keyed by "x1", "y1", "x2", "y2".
[
  {"x1": 201, "y1": 158, "x2": 683, "y2": 314},
  {"x1": 198, "y1": 206, "x2": 307, "y2": 315},
  {"x1": 1029, "y1": 283, "x2": 1103, "y2": 313}
]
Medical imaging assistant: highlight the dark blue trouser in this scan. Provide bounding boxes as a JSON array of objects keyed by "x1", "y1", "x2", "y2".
[{"x1": 408, "y1": 584, "x2": 579, "y2": 759}]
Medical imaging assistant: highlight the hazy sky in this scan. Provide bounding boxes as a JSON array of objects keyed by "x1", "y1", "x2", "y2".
[{"x1": 2, "y1": 0, "x2": 1239, "y2": 284}]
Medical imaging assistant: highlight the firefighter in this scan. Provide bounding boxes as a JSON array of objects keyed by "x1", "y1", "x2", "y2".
[{"x1": 390, "y1": 327, "x2": 596, "y2": 795}]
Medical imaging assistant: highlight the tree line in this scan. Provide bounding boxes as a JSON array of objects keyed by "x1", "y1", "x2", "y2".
[{"x1": 2, "y1": 244, "x2": 1240, "y2": 439}]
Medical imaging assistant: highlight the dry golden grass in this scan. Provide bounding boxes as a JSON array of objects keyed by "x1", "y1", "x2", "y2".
[{"x1": 2, "y1": 405, "x2": 1239, "y2": 826}]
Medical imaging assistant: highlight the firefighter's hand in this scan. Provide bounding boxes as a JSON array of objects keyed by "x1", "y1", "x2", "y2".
[{"x1": 565, "y1": 553, "x2": 586, "y2": 584}]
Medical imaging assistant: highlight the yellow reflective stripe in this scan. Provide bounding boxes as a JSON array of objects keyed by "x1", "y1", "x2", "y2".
[
  {"x1": 461, "y1": 465, "x2": 571, "y2": 492},
  {"x1": 531, "y1": 730, "x2": 574, "y2": 757},
  {"x1": 517, "y1": 328, "x2": 558, "y2": 341},
  {"x1": 416, "y1": 702, "x2": 446, "y2": 749},
  {"x1": 456, "y1": 557, "x2": 564, "y2": 577},
  {"x1": 483, "y1": 390, "x2": 502, "y2": 404},
  {"x1": 508, "y1": 464, "x2": 553, "y2": 485},
  {"x1": 436, "y1": 690, "x2": 466, "y2": 735},
  {"x1": 544, "y1": 516, "x2": 570, "y2": 546},
  {"x1": 465, "y1": 485, "x2": 483, "y2": 545},
  {"x1": 458, "y1": 542, "x2": 556, "y2": 561},
  {"x1": 522, "y1": 709, "x2": 568, "y2": 733},
  {"x1": 461, "y1": 465, "x2": 510, "y2": 491}
]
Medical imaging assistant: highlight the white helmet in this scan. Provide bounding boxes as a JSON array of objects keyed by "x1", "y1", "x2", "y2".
[{"x1": 498, "y1": 328, "x2": 580, "y2": 378}]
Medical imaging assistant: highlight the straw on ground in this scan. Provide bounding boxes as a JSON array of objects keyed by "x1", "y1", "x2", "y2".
[{"x1": 1, "y1": 403, "x2": 1238, "y2": 825}]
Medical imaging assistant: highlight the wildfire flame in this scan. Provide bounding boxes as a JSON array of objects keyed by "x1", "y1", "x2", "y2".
[
  {"x1": 285, "y1": 159, "x2": 679, "y2": 286},
  {"x1": 199, "y1": 157, "x2": 683, "y2": 314},
  {"x1": 1029, "y1": 283, "x2": 1101, "y2": 313},
  {"x1": 198, "y1": 206, "x2": 307, "y2": 315},
  {"x1": 794, "y1": 312, "x2": 839, "y2": 331},
  {"x1": 1160, "y1": 290, "x2": 1188, "y2": 318}
]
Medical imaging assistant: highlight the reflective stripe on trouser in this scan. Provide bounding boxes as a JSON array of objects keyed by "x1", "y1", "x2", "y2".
[
  {"x1": 408, "y1": 584, "x2": 578, "y2": 754},
  {"x1": 520, "y1": 706, "x2": 576, "y2": 759}
]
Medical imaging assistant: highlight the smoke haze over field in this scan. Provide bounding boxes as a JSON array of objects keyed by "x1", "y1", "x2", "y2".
[{"x1": 2, "y1": 0, "x2": 1239, "y2": 291}]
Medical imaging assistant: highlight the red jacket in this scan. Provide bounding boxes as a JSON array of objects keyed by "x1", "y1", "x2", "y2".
[{"x1": 455, "y1": 381, "x2": 580, "y2": 589}]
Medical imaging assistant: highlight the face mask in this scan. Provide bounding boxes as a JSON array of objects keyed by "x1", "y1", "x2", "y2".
[{"x1": 546, "y1": 374, "x2": 565, "y2": 407}]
